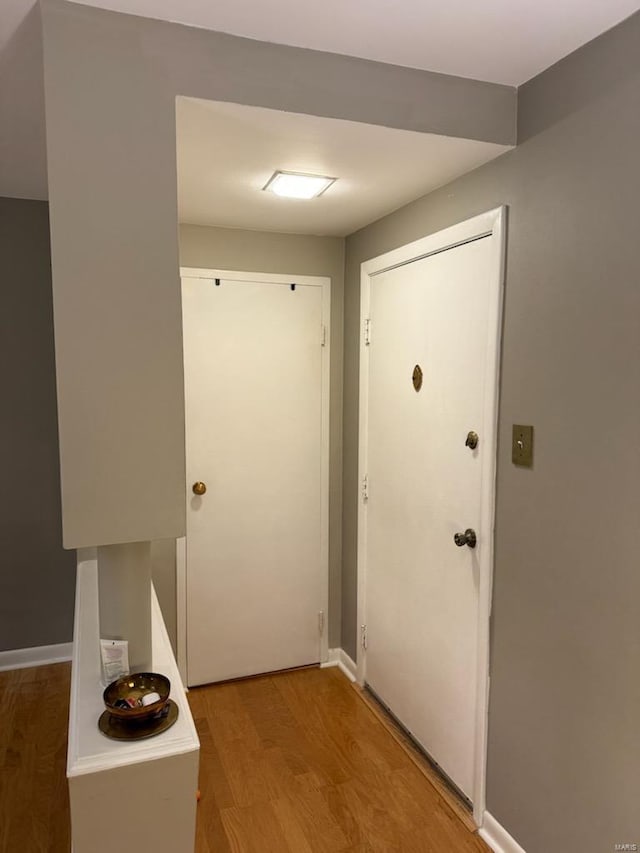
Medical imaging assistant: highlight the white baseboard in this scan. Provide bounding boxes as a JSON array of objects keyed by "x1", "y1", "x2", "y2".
[
  {"x1": 480, "y1": 811, "x2": 527, "y2": 853},
  {"x1": 321, "y1": 648, "x2": 357, "y2": 682},
  {"x1": 0, "y1": 642, "x2": 73, "y2": 672}
]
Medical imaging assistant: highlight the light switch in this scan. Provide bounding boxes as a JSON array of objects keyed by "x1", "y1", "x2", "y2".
[{"x1": 512, "y1": 424, "x2": 534, "y2": 467}]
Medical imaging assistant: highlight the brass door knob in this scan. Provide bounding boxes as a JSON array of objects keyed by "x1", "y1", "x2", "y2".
[{"x1": 192, "y1": 481, "x2": 207, "y2": 496}]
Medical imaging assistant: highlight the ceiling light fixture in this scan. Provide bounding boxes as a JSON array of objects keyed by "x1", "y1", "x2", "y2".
[{"x1": 263, "y1": 170, "x2": 337, "y2": 199}]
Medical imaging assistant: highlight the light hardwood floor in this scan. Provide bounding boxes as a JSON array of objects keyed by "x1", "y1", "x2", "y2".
[
  {"x1": 188, "y1": 665, "x2": 489, "y2": 852},
  {"x1": 0, "y1": 663, "x2": 71, "y2": 853},
  {"x1": 0, "y1": 662, "x2": 490, "y2": 852}
]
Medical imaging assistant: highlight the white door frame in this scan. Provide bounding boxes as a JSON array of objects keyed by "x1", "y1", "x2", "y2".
[
  {"x1": 177, "y1": 267, "x2": 331, "y2": 683},
  {"x1": 356, "y1": 207, "x2": 506, "y2": 825}
]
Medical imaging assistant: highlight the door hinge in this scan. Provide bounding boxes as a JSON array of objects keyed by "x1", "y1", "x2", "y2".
[
  {"x1": 364, "y1": 318, "x2": 371, "y2": 346},
  {"x1": 362, "y1": 474, "x2": 369, "y2": 502},
  {"x1": 318, "y1": 610, "x2": 325, "y2": 635},
  {"x1": 360, "y1": 624, "x2": 368, "y2": 650},
  {"x1": 321, "y1": 325, "x2": 327, "y2": 347}
]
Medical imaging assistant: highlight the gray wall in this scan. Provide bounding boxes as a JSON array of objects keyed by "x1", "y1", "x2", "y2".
[
  {"x1": 0, "y1": 5, "x2": 48, "y2": 201},
  {"x1": 0, "y1": 197, "x2": 75, "y2": 650},
  {"x1": 343, "y1": 13, "x2": 640, "y2": 853},
  {"x1": 42, "y1": 1, "x2": 187, "y2": 550}
]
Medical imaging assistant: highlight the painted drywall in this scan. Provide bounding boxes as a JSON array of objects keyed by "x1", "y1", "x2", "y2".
[
  {"x1": 40, "y1": 0, "x2": 514, "y2": 553},
  {"x1": 150, "y1": 539, "x2": 177, "y2": 651},
  {"x1": 0, "y1": 197, "x2": 76, "y2": 651},
  {"x1": 173, "y1": 224, "x2": 345, "y2": 647},
  {"x1": 343, "y1": 12, "x2": 640, "y2": 853},
  {"x1": 40, "y1": 0, "x2": 513, "y2": 628},
  {"x1": 0, "y1": 5, "x2": 48, "y2": 201},
  {"x1": 42, "y1": 4, "x2": 187, "y2": 549}
]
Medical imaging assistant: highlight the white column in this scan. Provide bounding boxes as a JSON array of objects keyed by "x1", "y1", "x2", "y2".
[{"x1": 97, "y1": 541, "x2": 152, "y2": 673}]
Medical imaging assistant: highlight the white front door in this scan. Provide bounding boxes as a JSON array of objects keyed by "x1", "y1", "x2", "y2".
[
  {"x1": 361, "y1": 215, "x2": 503, "y2": 803},
  {"x1": 182, "y1": 272, "x2": 329, "y2": 687}
]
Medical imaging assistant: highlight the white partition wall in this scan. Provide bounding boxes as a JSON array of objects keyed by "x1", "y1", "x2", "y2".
[
  {"x1": 97, "y1": 542, "x2": 152, "y2": 672},
  {"x1": 68, "y1": 555, "x2": 200, "y2": 853}
]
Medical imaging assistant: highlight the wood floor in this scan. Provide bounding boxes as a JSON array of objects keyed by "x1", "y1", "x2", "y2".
[
  {"x1": 0, "y1": 663, "x2": 71, "y2": 853},
  {"x1": 0, "y1": 662, "x2": 490, "y2": 852},
  {"x1": 188, "y1": 665, "x2": 489, "y2": 852}
]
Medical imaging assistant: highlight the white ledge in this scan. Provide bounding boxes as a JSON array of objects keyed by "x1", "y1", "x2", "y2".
[{"x1": 67, "y1": 556, "x2": 199, "y2": 778}]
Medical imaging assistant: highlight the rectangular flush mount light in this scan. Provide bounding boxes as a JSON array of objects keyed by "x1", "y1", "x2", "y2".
[{"x1": 263, "y1": 170, "x2": 336, "y2": 199}]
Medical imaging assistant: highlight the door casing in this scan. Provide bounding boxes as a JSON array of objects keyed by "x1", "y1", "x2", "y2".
[
  {"x1": 176, "y1": 267, "x2": 331, "y2": 683},
  {"x1": 356, "y1": 207, "x2": 506, "y2": 826}
]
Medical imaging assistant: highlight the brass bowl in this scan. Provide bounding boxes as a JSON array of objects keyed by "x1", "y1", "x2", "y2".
[{"x1": 103, "y1": 672, "x2": 171, "y2": 722}]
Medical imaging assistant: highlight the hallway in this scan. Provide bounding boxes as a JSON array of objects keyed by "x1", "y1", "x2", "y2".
[
  {"x1": 189, "y1": 665, "x2": 488, "y2": 852},
  {"x1": 0, "y1": 662, "x2": 489, "y2": 852}
]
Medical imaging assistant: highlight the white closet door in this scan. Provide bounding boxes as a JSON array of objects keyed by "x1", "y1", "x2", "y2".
[{"x1": 182, "y1": 276, "x2": 326, "y2": 687}]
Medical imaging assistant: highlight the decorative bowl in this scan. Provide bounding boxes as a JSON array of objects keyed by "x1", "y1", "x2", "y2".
[{"x1": 103, "y1": 672, "x2": 171, "y2": 722}]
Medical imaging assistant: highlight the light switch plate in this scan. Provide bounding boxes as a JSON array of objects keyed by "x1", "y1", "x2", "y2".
[{"x1": 512, "y1": 424, "x2": 534, "y2": 467}]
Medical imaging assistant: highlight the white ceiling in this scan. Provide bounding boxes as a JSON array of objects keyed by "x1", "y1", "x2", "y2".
[
  {"x1": 176, "y1": 98, "x2": 510, "y2": 237},
  {"x1": 3, "y1": 0, "x2": 639, "y2": 85},
  {"x1": 1, "y1": 0, "x2": 639, "y2": 202},
  {"x1": 68, "y1": 0, "x2": 640, "y2": 86}
]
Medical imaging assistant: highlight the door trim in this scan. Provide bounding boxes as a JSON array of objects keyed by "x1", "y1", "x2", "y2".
[
  {"x1": 177, "y1": 267, "x2": 331, "y2": 685},
  {"x1": 356, "y1": 207, "x2": 506, "y2": 826}
]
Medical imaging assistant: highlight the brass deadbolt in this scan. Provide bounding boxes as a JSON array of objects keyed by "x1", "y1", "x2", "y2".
[
  {"x1": 465, "y1": 431, "x2": 479, "y2": 450},
  {"x1": 192, "y1": 481, "x2": 207, "y2": 496}
]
